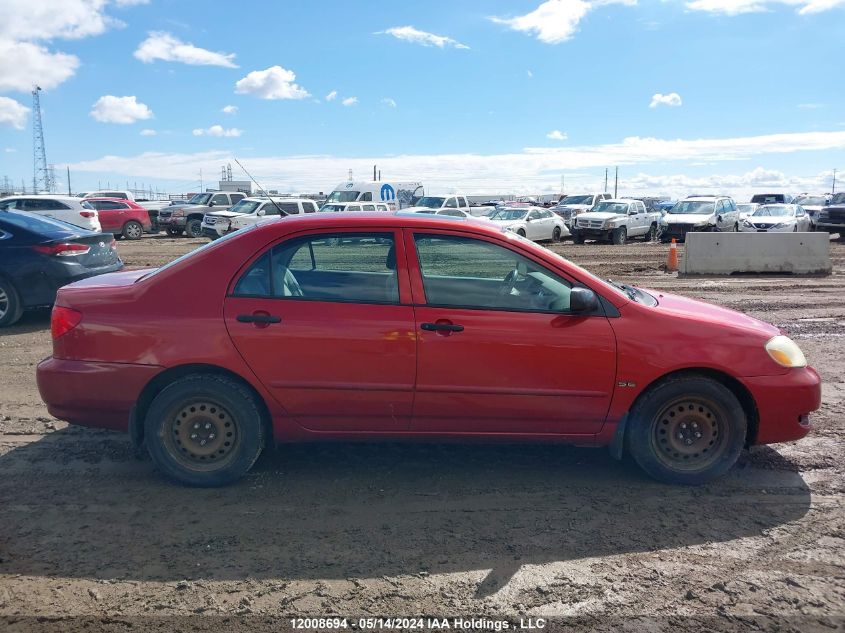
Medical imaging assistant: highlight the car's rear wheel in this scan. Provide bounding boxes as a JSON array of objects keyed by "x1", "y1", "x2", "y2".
[
  {"x1": 145, "y1": 375, "x2": 266, "y2": 487},
  {"x1": 185, "y1": 219, "x2": 202, "y2": 238},
  {"x1": 0, "y1": 278, "x2": 23, "y2": 327},
  {"x1": 122, "y1": 220, "x2": 144, "y2": 240},
  {"x1": 612, "y1": 226, "x2": 627, "y2": 245},
  {"x1": 645, "y1": 223, "x2": 657, "y2": 241},
  {"x1": 166, "y1": 228, "x2": 183, "y2": 237},
  {"x1": 552, "y1": 226, "x2": 562, "y2": 242},
  {"x1": 626, "y1": 376, "x2": 746, "y2": 485}
]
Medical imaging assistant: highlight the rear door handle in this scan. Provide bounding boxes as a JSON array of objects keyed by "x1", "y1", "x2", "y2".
[
  {"x1": 421, "y1": 322, "x2": 464, "y2": 332},
  {"x1": 237, "y1": 314, "x2": 281, "y2": 324}
]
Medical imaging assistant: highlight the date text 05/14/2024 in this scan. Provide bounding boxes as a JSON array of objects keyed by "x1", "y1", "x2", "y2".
[{"x1": 289, "y1": 617, "x2": 547, "y2": 630}]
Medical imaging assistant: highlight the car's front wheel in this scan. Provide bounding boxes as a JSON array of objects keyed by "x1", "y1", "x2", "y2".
[
  {"x1": 185, "y1": 219, "x2": 202, "y2": 238},
  {"x1": 0, "y1": 277, "x2": 23, "y2": 327},
  {"x1": 516, "y1": 229, "x2": 527, "y2": 237},
  {"x1": 611, "y1": 226, "x2": 627, "y2": 245},
  {"x1": 145, "y1": 374, "x2": 266, "y2": 486},
  {"x1": 626, "y1": 375, "x2": 746, "y2": 485}
]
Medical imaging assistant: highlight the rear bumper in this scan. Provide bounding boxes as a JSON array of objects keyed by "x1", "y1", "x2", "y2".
[
  {"x1": 37, "y1": 357, "x2": 162, "y2": 431},
  {"x1": 744, "y1": 366, "x2": 821, "y2": 445}
]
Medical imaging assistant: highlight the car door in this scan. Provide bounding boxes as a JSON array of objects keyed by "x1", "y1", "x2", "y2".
[
  {"x1": 407, "y1": 230, "x2": 617, "y2": 435},
  {"x1": 629, "y1": 202, "x2": 646, "y2": 236},
  {"x1": 223, "y1": 229, "x2": 416, "y2": 432},
  {"x1": 211, "y1": 193, "x2": 229, "y2": 210},
  {"x1": 525, "y1": 210, "x2": 543, "y2": 240},
  {"x1": 91, "y1": 200, "x2": 123, "y2": 232},
  {"x1": 795, "y1": 206, "x2": 809, "y2": 231}
]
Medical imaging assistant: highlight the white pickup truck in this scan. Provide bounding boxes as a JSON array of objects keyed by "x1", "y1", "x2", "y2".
[
  {"x1": 571, "y1": 199, "x2": 661, "y2": 245},
  {"x1": 406, "y1": 194, "x2": 489, "y2": 217}
]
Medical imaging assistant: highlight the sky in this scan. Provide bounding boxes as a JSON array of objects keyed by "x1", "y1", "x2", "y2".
[{"x1": 0, "y1": 0, "x2": 843, "y2": 199}]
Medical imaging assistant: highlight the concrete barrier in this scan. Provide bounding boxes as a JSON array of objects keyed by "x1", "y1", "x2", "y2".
[{"x1": 680, "y1": 232, "x2": 831, "y2": 276}]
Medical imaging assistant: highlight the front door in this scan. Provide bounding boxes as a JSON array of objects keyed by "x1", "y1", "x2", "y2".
[
  {"x1": 407, "y1": 231, "x2": 617, "y2": 435},
  {"x1": 223, "y1": 229, "x2": 416, "y2": 432}
]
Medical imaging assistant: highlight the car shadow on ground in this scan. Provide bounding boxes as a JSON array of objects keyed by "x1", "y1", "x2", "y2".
[
  {"x1": 0, "y1": 430, "x2": 810, "y2": 597},
  {"x1": 4, "y1": 308, "x2": 51, "y2": 333}
]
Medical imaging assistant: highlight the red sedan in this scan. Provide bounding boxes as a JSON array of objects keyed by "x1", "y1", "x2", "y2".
[
  {"x1": 36, "y1": 213, "x2": 820, "y2": 487},
  {"x1": 84, "y1": 198, "x2": 152, "y2": 240}
]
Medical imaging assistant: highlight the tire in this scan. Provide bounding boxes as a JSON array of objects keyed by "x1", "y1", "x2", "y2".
[
  {"x1": 144, "y1": 374, "x2": 266, "y2": 487},
  {"x1": 734, "y1": 222, "x2": 739, "y2": 232},
  {"x1": 185, "y1": 219, "x2": 202, "y2": 238},
  {"x1": 166, "y1": 228, "x2": 184, "y2": 237},
  {"x1": 552, "y1": 226, "x2": 562, "y2": 242},
  {"x1": 626, "y1": 375, "x2": 746, "y2": 485},
  {"x1": 516, "y1": 229, "x2": 526, "y2": 237},
  {"x1": 0, "y1": 277, "x2": 24, "y2": 327},
  {"x1": 611, "y1": 226, "x2": 627, "y2": 245},
  {"x1": 645, "y1": 223, "x2": 657, "y2": 242},
  {"x1": 122, "y1": 220, "x2": 144, "y2": 240},
  {"x1": 572, "y1": 232, "x2": 585, "y2": 245}
]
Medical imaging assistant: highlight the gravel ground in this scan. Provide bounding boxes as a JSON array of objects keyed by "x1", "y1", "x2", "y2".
[{"x1": 1, "y1": 234, "x2": 843, "y2": 632}]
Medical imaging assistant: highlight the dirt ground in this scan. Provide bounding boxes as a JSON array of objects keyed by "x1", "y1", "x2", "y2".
[{"x1": 1, "y1": 234, "x2": 844, "y2": 632}]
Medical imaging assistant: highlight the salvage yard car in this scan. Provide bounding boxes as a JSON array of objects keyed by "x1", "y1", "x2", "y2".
[
  {"x1": 0, "y1": 195, "x2": 102, "y2": 232},
  {"x1": 486, "y1": 206, "x2": 568, "y2": 241},
  {"x1": 660, "y1": 195, "x2": 740, "y2": 242},
  {"x1": 85, "y1": 197, "x2": 153, "y2": 240},
  {"x1": 552, "y1": 193, "x2": 613, "y2": 227},
  {"x1": 0, "y1": 210, "x2": 122, "y2": 327},
  {"x1": 740, "y1": 204, "x2": 811, "y2": 233},
  {"x1": 158, "y1": 191, "x2": 247, "y2": 238},
  {"x1": 816, "y1": 192, "x2": 845, "y2": 238},
  {"x1": 202, "y1": 197, "x2": 319, "y2": 239},
  {"x1": 36, "y1": 213, "x2": 820, "y2": 487},
  {"x1": 571, "y1": 199, "x2": 660, "y2": 245}
]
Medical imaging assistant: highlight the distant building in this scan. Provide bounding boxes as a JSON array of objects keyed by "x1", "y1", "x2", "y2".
[{"x1": 217, "y1": 180, "x2": 253, "y2": 194}]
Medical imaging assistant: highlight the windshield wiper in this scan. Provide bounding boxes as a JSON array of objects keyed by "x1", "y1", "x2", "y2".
[{"x1": 608, "y1": 279, "x2": 638, "y2": 301}]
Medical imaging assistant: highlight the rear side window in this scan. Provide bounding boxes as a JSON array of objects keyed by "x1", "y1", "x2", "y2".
[
  {"x1": 359, "y1": 192, "x2": 373, "y2": 201},
  {"x1": 21, "y1": 199, "x2": 71, "y2": 211},
  {"x1": 458, "y1": 197, "x2": 468, "y2": 208},
  {"x1": 363, "y1": 204, "x2": 375, "y2": 211},
  {"x1": 280, "y1": 203, "x2": 299, "y2": 215},
  {"x1": 231, "y1": 193, "x2": 246, "y2": 203},
  {"x1": 233, "y1": 233, "x2": 399, "y2": 303},
  {"x1": 211, "y1": 194, "x2": 228, "y2": 206},
  {"x1": 304, "y1": 202, "x2": 317, "y2": 213}
]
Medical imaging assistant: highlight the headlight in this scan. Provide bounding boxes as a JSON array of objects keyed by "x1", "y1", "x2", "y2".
[
  {"x1": 660, "y1": 218, "x2": 668, "y2": 226},
  {"x1": 771, "y1": 222, "x2": 784, "y2": 229},
  {"x1": 765, "y1": 335, "x2": 807, "y2": 368},
  {"x1": 742, "y1": 219, "x2": 753, "y2": 226}
]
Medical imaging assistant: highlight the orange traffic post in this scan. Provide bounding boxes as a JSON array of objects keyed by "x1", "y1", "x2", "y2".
[{"x1": 666, "y1": 238, "x2": 678, "y2": 272}]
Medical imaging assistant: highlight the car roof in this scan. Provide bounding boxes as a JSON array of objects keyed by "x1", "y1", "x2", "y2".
[
  {"x1": 264, "y1": 211, "x2": 501, "y2": 233},
  {"x1": 2, "y1": 194, "x2": 81, "y2": 201}
]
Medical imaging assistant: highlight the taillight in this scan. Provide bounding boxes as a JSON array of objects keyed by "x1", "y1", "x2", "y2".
[
  {"x1": 80, "y1": 211, "x2": 96, "y2": 218},
  {"x1": 51, "y1": 306, "x2": 82, "y2": 339},
  {"x1": 33, "y1": 243, "x2": 91, "y2": 257}
]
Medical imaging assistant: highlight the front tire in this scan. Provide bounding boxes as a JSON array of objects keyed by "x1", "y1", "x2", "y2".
[
  {"x1": 0, "y1": 277, "x2": 23, "y2": 327},
  {"x1": 611, "y1": 226, "x2": 627, "y2": 245},
  {"x1": 516, "y1": 229, "x2": 527, "y2": 237},
  {"x1": 122, "y1": 220, "x2": 144, "y2": 240},
  {"x1": 145, "y1": 375, "x2": 266, "y2": 487},
  {"x1": 185, "y1": 219, "x2": 202, "y2": 238},
  {"x1": 572, "y1": 232, "x2": 585, "y2": 245},
  {"x1": 626, "y1": 376, "x2": 746, "y2": 485}
]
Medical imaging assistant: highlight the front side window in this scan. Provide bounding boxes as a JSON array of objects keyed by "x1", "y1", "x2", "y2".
[
  {"x1": 233, "y1": 233, "x2": 399, "y2": 304},
  {"x1": 458, "y1": 197, "x2": 468, "y2": 208},
  {"x1": 413, "y1": 234, "x2": 573, "y2": 312},
  {"x1": 262, "y1": 202, "x2": 280, "y2": 216},
  {"x1": 359, "y1": 192, "x2": 373, "y2": 201}
]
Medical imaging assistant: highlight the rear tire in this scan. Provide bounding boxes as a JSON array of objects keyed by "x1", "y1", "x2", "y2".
[
  {"x1": 185, "y1": 219, "x2": 202, "y2": 238},
  {"x1": 552, "y1": 226, "x2": 562, "y2": 242},
  {"x1": 122, "y1": 220, "x2": 143, "y2": 240},
  {"x1": 626, "y1": 376, "x2": 746, "y2": 485},
  {"x1": 0, "y1": 277, "x2": 23, "y2": 327},
  {"x1": 645, "y1": 223, "x2": 657, "y2": 241},
  {"x1": 612, "y1": 226, "x2": 627, "y2": 245},
  {"x1": 144, "y1": 375, "x2": 266, "y2": 487},
  {"x1": 516, "y1": 229, "x2": 526, "y2": 237}
]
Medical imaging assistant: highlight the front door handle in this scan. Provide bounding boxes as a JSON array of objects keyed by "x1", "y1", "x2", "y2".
[
  {"x1": 237, "y1": 314, "x2": 281, "y2": 324},
  {"x1": 421, "y1": 322, "x2": 464, "y2": 333}
]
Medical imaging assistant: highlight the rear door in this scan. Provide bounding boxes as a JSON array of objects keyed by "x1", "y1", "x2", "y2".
[
  {"x1": 223, "y1": 229, "x2": 416, "y2": 432},
  {"x1": 407, "y1": 230, "x2": 617, "y2": 435}
]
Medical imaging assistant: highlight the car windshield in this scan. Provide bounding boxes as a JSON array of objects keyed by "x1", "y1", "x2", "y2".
[
  {"x1": 753, "y1": 205, "x2": 793, "y2": 217},
  {"x1": 489, "y1": 209, "x2": 528, "y2": 221},
  {"x1": 228, "y1": 200, "x2": 262, "y2": 214},
  {"x1": 670, "y1": 200, "x2": 715, "y2": 215},
  {"x1": 326, "y1": 191, "x2": 359, "y2": 203},
  {"x1": 794, "y1": 196, "x2": 826, "y2": 206},
  {"x1": 592, "y1": 202, "x2": 630, "y2": 214},
  {"x1": 416, "y1": 197, "x2": 447, "y2": 209},
  {"x1": 560, "y1": 195, "x2": 593, "y2": 205},
  {"x1": 737, "y1": 204, "x2": 757, "y2": 212},
  {"x1": 188, "y1": 193, "x2": 213, "y2": 205},
  {"x1": 319, "y1": 204, "x2": 346, "y2": 212}
]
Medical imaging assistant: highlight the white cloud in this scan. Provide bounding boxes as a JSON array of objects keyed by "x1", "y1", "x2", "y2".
[
  {"x1": 66, "y1": 129, "x2": 845, "y2": 196},
  {"x1": 139, "y1": 128, "x2": 157, "y2": 136},
  {"x1": 490, "y1": 0, "x2": 636, "y2": 44},
  {"x1": 0, "y1": 40, "x2": 79, "y2": 92},
  {"x1": 342, "y1": 96, "x2": 359, "y2": 107},
  {"x1": 325, "y1": 90, "x2": 338, "y2": 101},
  {"x1": 134, "y1": 32, "x2": 237, "y2": 68},
  {"x1": 222, "y1": 105, "x2": 238, "y2": 114},
  {"x1": 546, "y1": 130, "x2": 568, "y2": 141},
  {"x1": 378, "y1": 26, "x2": 470, "y2": 49},
  {"x1": 192, "y1": 125, "x2": 242, "y2": 137},
  {"x1": 381, "y1": 98, "x2": 397, "y2": 108},
  {"x1": 649, "y1": 92, "x2": 683, "y2": 108},
  {"x1": 686, "y1": 0, "x2": 845, "y2": 14},
  {"x1": 235, "y1": 66, "x2": 310, "y2": 100},
  {"x1": 527, "y1": 70, "x2": 534, "y2": 78},
  {"x1": 90, "y1": 95, "x2": 153, "y2": 124},
  {"x1": 4, "y1": 148, "x2": 17, "y2": 153},
  {"x1": 0, "y1": 97, "x2": 30, "y2": 130}
]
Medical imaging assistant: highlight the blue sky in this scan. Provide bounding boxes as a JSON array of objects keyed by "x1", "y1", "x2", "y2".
[{"x1": 0, "y1": 0, "x2": 843, "y2": 197}]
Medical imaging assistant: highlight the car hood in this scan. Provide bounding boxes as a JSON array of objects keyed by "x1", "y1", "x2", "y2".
[
  {"x1": 205, "y1": 210, "x2": 239, "y2": 219},
  {"x1": 645, "y1": 289, "x2": 779, "y2": 338},
  {"x1": 747, "y1": 217, "x2": 794, "y2": 225},
  {"x1": 663, "y1": 213, "x2": 714, "y2": 225},
  {"x1": 577, "y1": 212, "x2": 624, "y2": 222},
  {"x1": 559, "y1": 204, "x2": 591, "y2": 210}
]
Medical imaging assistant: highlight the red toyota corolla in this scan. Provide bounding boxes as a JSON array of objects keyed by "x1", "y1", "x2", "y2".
[{"x1": 37, "y1": 213, "x2": 820, "y2": 487}]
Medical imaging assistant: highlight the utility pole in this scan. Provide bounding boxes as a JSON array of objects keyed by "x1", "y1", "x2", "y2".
[
  {"x1": 32, "y1": 86, "x2": 51, "y2": 192},
  {"x1": 614, "y1": 166, "x2": 618, "y2": 198},
  {"x1": 604, "y1": 168, "x2": 608, "y2": 193},
  {"x1": 373, "y1": 165, "x2": 377, "y2": 182},
  {"x1": 66, "y1": 166, "x2": 71, "y2": 195},
  {"x1": 833, "y1": 168, "x2": 837, "y2": 194}
]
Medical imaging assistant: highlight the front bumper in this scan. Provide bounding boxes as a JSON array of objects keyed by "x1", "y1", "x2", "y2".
[
  {"x1": 743, "y1": 366, "x2": 821, "y2": 445},
  {"x1": 661, "y1": 223, "x2": 713, "y2": 241},
  {"x1": 573, "y1": 227, "x2": 613, "y2": 240},
  {"x1": 816, "y1": 222, "x2": 845, "y2": 233},
  {"x1": 160, "y1": 215, "x2": 187, "y2": 228},
  {"x1": 37, "y1": 357, "x2": 162, "y2": 431}
]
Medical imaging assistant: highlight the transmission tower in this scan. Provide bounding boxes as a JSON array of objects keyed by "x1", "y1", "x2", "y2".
[{"x1": 32, "y1": 86, "x2": 53, "y2": 193}]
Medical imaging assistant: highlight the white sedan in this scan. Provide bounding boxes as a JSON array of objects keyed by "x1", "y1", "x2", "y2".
[
  {"x1": 486, "y1": 206, "x2": 569, "y2": 242},
  {"x1": 740, "y1": 204, "x2": 812, "y2": 233}
]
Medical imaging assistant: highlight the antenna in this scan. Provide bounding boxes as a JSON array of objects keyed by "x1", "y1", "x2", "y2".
[
  {"x1": 32, "y1": 86, "x2": 52, "y2": 192},
  {"x1": 233, "y1": 158, "x2": 284, "y2": 215}
]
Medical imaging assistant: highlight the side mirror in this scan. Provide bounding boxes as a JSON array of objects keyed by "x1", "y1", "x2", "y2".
[
  {"x1": 208, "y1": 201, "x2": 215, "y2": 207},
  {"x1": 717, "y1": 214, "x2": 723, "y2": 223},
  {"x1": 257, "y1": 209, "x2": 265, "y2": 216},
  {"x1": 569, "y1": 287, "x2": 599, "y2": 313},
  {"x1": 526, "y1": 216, "x2": 533, "y2": 222}
]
